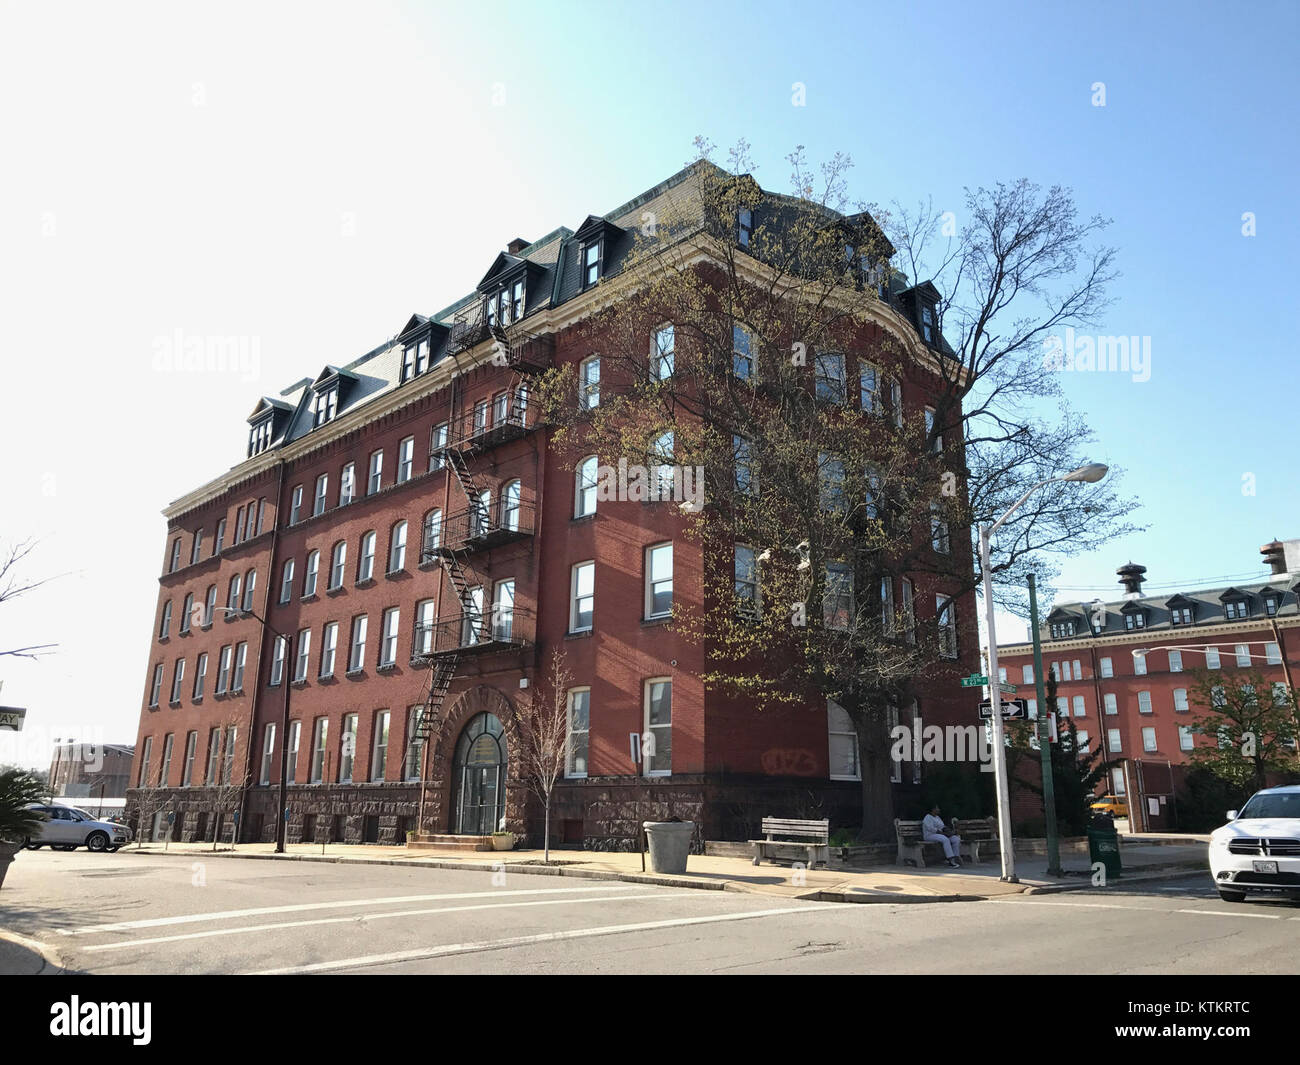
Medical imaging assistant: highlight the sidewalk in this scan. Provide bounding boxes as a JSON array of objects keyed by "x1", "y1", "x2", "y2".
[
  {"x1": 116, "y1": 836, "x2": 1210, "y2": 904},
  {"x1": 0, "y1": 930, "x2": 64, "y2": 975}
]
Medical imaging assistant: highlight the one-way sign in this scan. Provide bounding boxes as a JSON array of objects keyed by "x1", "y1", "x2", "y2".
[
  {"x1": 0, "y1": 707, "x2": 26, "y2": 731},
  {"x1": 979, "y1": 699, "x2": 1028, "y2": 720}
]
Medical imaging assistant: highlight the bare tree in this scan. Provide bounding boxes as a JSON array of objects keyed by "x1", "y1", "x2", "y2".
[
  {"x1": 514, "y1": 649, "x2": 574, "y2": 862},
  {"x1": 207, "y1": 718, "x2": 248, "y2": 850},
  {"x1": 0, "y1": 539, "x2": 56, "y2": 659}
]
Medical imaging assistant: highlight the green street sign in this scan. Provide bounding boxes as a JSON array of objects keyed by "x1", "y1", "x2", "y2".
[
  {"x1": 960, "y1": 674, "x2": 989, "y2": 688},
  {"x1": 999, "y1": 683, "x2": 1017, "y2": 696}
]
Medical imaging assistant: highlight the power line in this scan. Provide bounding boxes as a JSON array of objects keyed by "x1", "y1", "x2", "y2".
[{"x1": 1050, "y1": 568, "x2": 1277, "y2": 595}]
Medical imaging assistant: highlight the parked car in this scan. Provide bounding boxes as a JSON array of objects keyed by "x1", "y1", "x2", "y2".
[
  {"x1": 22, "y1": 804, "x2": 132, "y2": 852},
  {"x1": 1090, "y1": 794, "x2": 1129, "y2": 818},
  {"x1": 1209, "y1": 785, "x2": 1300, "y2": 903}
]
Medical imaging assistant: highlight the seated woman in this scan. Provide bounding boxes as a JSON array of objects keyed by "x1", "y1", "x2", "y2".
[{"x1": 921, "y1": 805, "x2": 963, "y2": 868}]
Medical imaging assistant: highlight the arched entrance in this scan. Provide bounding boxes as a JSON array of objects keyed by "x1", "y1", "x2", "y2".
[{"x1": 451, "y1": 711, "x2": 507, "y2": 835}]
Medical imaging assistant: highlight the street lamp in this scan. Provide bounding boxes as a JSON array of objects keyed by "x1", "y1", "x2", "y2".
[
  {"x1": 217, "y1": 606, "x2": 293, "y2": 854},
  {"x1": 981, "y1": 462, "x2": 1108, "y2": 882}
]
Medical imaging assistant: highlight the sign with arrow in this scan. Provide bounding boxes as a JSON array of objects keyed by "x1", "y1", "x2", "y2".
[
  {"x1": 979, "y1": 699, "x2": 1029, "y2": 720},
  {"x1": 0, "y1": 707, "x2": 26, "y2": 731}
]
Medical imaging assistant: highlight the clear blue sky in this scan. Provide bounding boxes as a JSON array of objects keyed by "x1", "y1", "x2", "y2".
[{"x1": 1, "y1": 0, "x2": 1297, "y2": 766}]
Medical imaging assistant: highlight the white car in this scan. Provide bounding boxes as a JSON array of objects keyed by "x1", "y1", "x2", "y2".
[
  {"x1": 1209, "y1": 785, "x2": 1300, "y2": 903},
  {"x1": 23, "y1": 803, "x2": 133, "y2": 853}
]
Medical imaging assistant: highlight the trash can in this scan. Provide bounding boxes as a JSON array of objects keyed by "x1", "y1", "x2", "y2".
[
  {"x1": 642, "y1": 820, "x2": 695, "y2": 874},
  {"x1": 1087, "y1": 822, "x2": 1122, "y2": 880}
]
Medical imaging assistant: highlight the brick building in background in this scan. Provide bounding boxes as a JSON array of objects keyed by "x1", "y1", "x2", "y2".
[
  {"x1": 996, "y1": 540, "x2": 1300, "y2": 830},
  {"x1": 48, "y1": 742, "x2": 135, "y2": 804},
  {"x1": 127, "y1": 161, "x2": 981, "y2": 848}
]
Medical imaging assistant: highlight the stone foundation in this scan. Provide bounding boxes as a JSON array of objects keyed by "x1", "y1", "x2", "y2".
[{"x1": 127, "y1": 773, "x2": 931, "y2": 848}]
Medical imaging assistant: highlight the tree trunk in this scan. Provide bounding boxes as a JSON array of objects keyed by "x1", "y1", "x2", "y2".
[
  {"x1": 857, "y1": 712, "x2": 896, "y2": 843},
  {"x1": 543, "y1": 795, "x2": 551, "y2": 863}
]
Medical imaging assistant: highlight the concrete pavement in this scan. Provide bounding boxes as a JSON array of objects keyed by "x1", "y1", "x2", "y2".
[{"x1": 105, "y1": 832, "x2": 1211, "y2": 903}]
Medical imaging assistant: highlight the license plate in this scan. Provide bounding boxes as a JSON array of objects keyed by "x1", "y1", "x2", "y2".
[{"x1": 1253, "y1": 860, "x2": 1278, "y2": 874}]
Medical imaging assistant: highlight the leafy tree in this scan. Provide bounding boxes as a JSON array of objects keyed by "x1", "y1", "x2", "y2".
[
  {"x1": 0, "y1": 768, "x2": 47, "y2": 844},
  {"x1": 1185, "y1": 669, "x2": 1299, "y2": 792},
  {"x1": 1007, "y1": 670, "x2": 1104, "y2": 835},
  {"x1": 537, "y1": 141, "x2": 1136, "y2": 841},
  {"x1": 1176, "y1": 765, "x2": 1255, "y2": 833}
]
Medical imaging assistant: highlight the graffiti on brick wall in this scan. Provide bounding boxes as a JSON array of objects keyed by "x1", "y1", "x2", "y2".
[{"x1": 759, "y1": 748, "x2": 818, "y2": 776}]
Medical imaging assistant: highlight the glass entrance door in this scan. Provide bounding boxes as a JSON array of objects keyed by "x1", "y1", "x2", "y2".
[{"x1": 451, "y1": 712, "x2": 506, "y2": 835}]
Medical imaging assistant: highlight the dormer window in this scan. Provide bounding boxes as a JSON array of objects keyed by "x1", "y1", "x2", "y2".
[
  {"x1": 248, "y1": 416, "x2": 273, "y2": 458},
  {"x1": 1049, "y1": 621, "x2": 1075, "y2": 638},
  {"x1": 1171, "y1": 607, "x2": 1193, "y2": 625},
  {"x1": 1264, "y1": 593, "x2": 1280, "y2": 616},
  {"x1": 737, "y1": 208, "x2": 753, "y2": 248},
  {"x1": 1225, "y1": 599, "x2": 1249, "y2": 621},
  {"x1": 313, "y1": 387, "x2": 338, "y2": 427},
  {"x1": 920, "y1": 303, "x2": 935, "y2": 344},
  {"x1": 1123, "y1": 610, "x2": 1146, "y2": 630},
  {"x1": 402, "y1": 337, "x2": 430, "y2": 383},
  {"x1": 582, "y1": 242, "x2": 602, "y2": 289}
]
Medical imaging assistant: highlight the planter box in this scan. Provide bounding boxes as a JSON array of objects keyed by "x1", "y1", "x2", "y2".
[{"x1": 491, "y1": 833, "x2": 515, "y2": 851}]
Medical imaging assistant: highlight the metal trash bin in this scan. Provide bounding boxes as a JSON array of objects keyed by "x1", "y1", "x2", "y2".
[
  {"x1": 1087, "y1": 822, "x2": 1122, "y2": 879},
  {"x1": 642, "y1": 820, "x2": 694, "y2": 874}
]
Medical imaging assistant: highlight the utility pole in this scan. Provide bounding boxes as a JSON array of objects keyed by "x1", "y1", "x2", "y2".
[{"x1": 1027, "y1": 573, "x2": 1061, "y2": 877}]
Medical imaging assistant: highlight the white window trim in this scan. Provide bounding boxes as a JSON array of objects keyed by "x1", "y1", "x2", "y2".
[
  {"x1": 643, "y1": 677, "x2": 672, "y2": 777},
  {"x1": 566, "y1": 687, "x2": 591, "y2": 779}
]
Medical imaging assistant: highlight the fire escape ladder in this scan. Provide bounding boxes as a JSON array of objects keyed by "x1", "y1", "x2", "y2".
[{"x1": 416, "y1": 654, "x2": 460, "y2": 739}]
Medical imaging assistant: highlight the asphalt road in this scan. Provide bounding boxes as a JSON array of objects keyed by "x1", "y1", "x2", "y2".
[{"x1": 4, "y1": 850, "x2": 1298, "y2": 975}]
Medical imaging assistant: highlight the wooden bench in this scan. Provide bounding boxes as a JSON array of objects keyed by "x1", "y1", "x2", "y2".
[
  {"x1": 895, "y1": 817, "x2": 1000, "y2": 867},
  {"x1": 952, "y1": 817, "x2": 999, "y2": 864},
  {"x1": 749, "y1": 817, "x2": 830, "y2": 868}
]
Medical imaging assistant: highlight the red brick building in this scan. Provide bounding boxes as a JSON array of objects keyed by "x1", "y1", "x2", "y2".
[
  {"x1": 996, "y1": 542, "x2": 1300, "y2": 829},
  {"x1": 127, "y1": 162, "x2": 981, "y2": 847}
]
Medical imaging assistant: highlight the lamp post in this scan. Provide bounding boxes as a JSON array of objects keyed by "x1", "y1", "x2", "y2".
[
  {"x1": 218, "y1": 606, "x2": 293, "y2": 854},
  {"x1": 981, "y1": 462, "x2": 1108, "y2": 882}
]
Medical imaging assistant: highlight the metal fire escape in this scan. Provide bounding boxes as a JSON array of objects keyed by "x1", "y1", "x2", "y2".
[{"x1": 412, "y1": 303, "x2": 551, "y2": 744}]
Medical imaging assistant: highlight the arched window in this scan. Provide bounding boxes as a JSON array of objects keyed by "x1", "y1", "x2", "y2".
[
  {"x1": 501, "y1": 480, "x2": 521, "y2": 531},
  {"x1": 303, "y1": 550, "x2": 320, "y2": 597},
  {"x1": 243, "y1": 569, "x2": 256, "y2": 612},
  {"x1": 358, "y1": 531, "x2": 376, "y2": 582},
  {"x1": 329, "y1": 541, "x2": 347, "y2": 590},
  {"x1": 422, "y1": 509, "x2": 442, "y2": 559},
  {"x1": 471, "y1": 491, "x2": 491, "y2": 538},
  {"x1": 388, "y1": 521, "x2": 408, "y2": 573},
  {"x1": 227, "y1": 573, "x2": 241, "y2": 611}
]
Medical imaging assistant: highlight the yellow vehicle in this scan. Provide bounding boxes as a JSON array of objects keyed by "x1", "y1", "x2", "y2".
[{"x1": 1090, "y1": 794, "x2": 1129, "y2": 817}]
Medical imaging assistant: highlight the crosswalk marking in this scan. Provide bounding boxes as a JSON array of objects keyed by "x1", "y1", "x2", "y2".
[
  {"x1": 249, "y1": 904, "x2": 839, "y2": 975},
  {"x1": 57, "y1": 884, "x2": 647, "y2": 936},
  {"x1": 80, "y1": 892, "x2": 699, "y2": 952}
]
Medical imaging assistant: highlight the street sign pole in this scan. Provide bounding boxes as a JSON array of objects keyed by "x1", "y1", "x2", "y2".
[
  {"x1": 980, "y1": 523, "x2": 1017, "y2": 883},
  {"x1": 1028, "y1": 573, "x2": 1061, "y2": 877}
]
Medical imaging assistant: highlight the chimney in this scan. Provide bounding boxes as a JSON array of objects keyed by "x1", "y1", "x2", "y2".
[
  {"x1": 506, "y1": 237, "x2": 530, "y2": 255},
  {"x1": 1261, "y1": 539, "x2": 1287, "y2": 575},
  {"x1": 1117, "y1": 562, "x2": 1146, "y2": 597}
]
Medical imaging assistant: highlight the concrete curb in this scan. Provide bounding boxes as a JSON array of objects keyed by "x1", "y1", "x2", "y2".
[
  {"x1": 121, "y1": 846, "x2": 732, "y2": 892},
  {"x1": 1022, "y1": 863, "x2": 1209, "y2": 895},
  {"x1": 118, "y1": 845, "x2": 1208, "y2": 904},
  {"x1": 0, "y1": 928, "x2": 66, "y2": 975}
]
